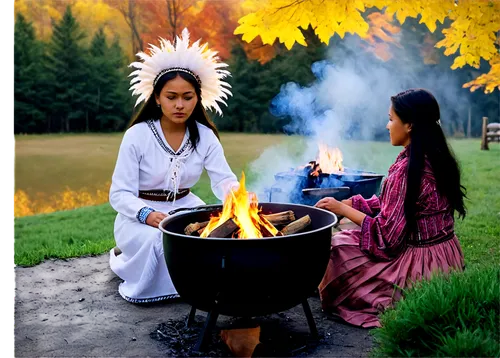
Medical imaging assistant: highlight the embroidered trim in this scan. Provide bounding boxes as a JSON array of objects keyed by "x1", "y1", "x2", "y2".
[
  {"x1": 137, "y1": 206, "x2": 155, "y2": 223},
  {"x1": 146, "y1": 119, "x2": 193, "y2": 156},
  {"x1": 120, "y1": 291, "x2": 180, "y2": 304}
]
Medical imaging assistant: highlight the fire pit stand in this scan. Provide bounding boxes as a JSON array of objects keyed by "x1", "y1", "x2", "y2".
[
  {"x1": 186, "y1": 295, "x2": 319, "y2": 352},
  {"x1": 160, "y1": 203, "x2": 337, "y2": 354},
  {"x1": 184, "y1": 249, "x2": 319, "y2": 352}
]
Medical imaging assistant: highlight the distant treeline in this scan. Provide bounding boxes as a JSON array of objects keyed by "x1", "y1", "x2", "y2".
[{"x1": 15, "y1": 6, "x2": 499, "y2": 138}]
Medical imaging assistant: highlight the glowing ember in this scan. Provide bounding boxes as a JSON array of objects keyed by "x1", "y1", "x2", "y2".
[{"x1": 200, "y1": 172, "x2": 278, "y2": 239}]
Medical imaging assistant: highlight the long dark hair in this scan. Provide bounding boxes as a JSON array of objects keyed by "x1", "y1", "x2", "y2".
[
  {"x1": 390, "y1": 88, "x2": 467, "y2": 233},
  {"x1": 129, "y1": 71, "x2": 220, "y2": 149}
]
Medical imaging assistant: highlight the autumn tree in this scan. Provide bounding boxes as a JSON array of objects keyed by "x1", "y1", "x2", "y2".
[
  {"x1": 15, "y1": 0, "x2": 136, "y2": 60},
  {"x1": 165, "y1": 0, "x2": 201, "y2": 40},
  {"x1": 234, "y1": 0, "x2": 500, "y2": 93},
  {"x1": 106, "y1": 0, "x2": 145, "y2": 57},
  {"x1": 190, "y1": 0, "x2": 242, "y2": 60},
  {"x1": 137, "y1": 0, "x2": 204, "y2": 51},
  {"x1": 14, "y1": 0, "x2": 65, "y2": 40},
  {"x1": 361, "y1": 11, "x2": 402, "y2": 62}
]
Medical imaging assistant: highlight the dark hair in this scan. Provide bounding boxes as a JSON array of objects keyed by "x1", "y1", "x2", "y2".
[
  {"x1": 129, "y1": 71, "x2": 220, "y2": 149},
  {"x1": 390, "y1": 88, "x2": 467, "y2": 233}
]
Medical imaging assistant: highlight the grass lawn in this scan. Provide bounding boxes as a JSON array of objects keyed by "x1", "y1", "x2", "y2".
[
  {"x1": 14, "y1": 135, "x2": 500, "y2": 267},
  {"x1": 15, "y1": 132, "x2": 295, "y2": 198}
]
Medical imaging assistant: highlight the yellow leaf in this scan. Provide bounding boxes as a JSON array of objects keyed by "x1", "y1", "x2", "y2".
[
  {"x1": 424, "y1": 20, "x2": 437, "y2": 33},
  {"x1": 451, "y1": 55, "x2": 467, "y2": 69},
  {"x1": 395, "y1": 9, "x2": 407, "y2": 25},
  {"x1": 463, "y1": 55, "x2": 500, "y2": 93},
  {"x1": 234, "y1": 0, "x2": 375, "y2": 48},
  {"x1": 233, "y1": 0, "x2": 499, "y2": 81}
]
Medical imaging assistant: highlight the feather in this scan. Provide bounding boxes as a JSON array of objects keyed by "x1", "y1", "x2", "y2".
[{"x1": 128, "y1": 28, "x2": 232, "y2": 112}]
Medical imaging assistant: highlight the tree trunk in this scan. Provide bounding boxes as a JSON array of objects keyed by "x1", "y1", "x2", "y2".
[
  {"x1": 467, "y1": 105, "x2": 471, "y2": 138},
  {"x1": 167, "y1": 0, "x2": 178, "y2": 41},
  {"x1": 85, "y1": 110, "x2": 89, "y2": 133},
  {"x1": 481, "y1": 116, "x2": 489, "y2": 151}
]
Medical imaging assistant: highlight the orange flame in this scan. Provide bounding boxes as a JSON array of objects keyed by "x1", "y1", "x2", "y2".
[
  {"x1": 200, "y1": 172, "x2": 278, "y2": 239},
  {"x1": 317, "y1": 143, "x2": 343, "y2": 173}
]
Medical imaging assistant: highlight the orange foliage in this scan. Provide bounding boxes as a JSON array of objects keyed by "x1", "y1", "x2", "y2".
[
  {"x1": 140, "y1": 0, "x2": 203, "y2": 46},
  {"x1": 138, "y1": 0, "x2": 273, "y2": 64},
  {"x1": 189, "y1": 0, "x2": 243, "y2": 60},
  {"x1": 421, "y1": 32, "x2": 440, "y2": 65},
  {"x1": 361, "y1": 11, "x2": 401, "y2": 61},
  {"x1": 14, "y1": 183, "x2": 111, "y2": 218},
  {"x1": 242, "y1": 37, "x2": 277, "y2": 64}
]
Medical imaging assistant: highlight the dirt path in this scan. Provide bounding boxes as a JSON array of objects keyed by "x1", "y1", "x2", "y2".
[{"x1": 15, "y1": 254, "x2": 373, "y2": 357}]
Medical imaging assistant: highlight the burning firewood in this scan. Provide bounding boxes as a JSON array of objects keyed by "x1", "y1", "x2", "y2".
[
  {"x1": 184, "y1": 221, "x2": 209, "y2": 236},
  {"x1": 257, "y1": 214, "x2": 280, "y2": 237},
  {"x1": 308, "y1": 161, "x2": 322, "y2": 177},
  {"x1": 186, "y1": 210, "x2": 310, "y2": 238},
  {"x1": 208, "y1": 218, "x2": 239, "y2": 238},
  {"x1": 279, "y1": 215, "x2": 311, "y2": 236},
  {"x1": 261, "y1": 211, "x2": 296, "y2": 226}
]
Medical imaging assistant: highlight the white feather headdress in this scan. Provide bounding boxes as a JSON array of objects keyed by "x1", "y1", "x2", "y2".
[{"x1": 128, "y1": 28, "x2": 232, "y2": 116}]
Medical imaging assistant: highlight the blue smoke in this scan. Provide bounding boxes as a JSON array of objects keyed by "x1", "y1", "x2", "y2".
[{"x1": 269, "y1": 60, "x2": 337, "y2": 136}]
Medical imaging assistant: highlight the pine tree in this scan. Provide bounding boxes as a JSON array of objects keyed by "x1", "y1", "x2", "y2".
[
  {"x1": 84, "y1": 29, "x2": 133, "y2": 132},
  {"x1": 14, "y1": 13, "x2": 46, "y2": 133},
  {"x1": 106, "y1": 36, "x2": 134, "y2": 131},
  {"x1": 221, "y1": 44, "x2": 261, "y2": 132},
  {"x1": 46, "y1": 5, "x2": 88, "y2": 132}
]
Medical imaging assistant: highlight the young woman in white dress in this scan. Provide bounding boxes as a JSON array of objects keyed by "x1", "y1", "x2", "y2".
[{"x1": 109, "y1": 29, "x2": 239, "y2": 303}]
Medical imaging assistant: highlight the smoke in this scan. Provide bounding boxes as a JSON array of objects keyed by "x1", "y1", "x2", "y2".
[{"x1": 247, "y1": 35, "x2": 470, "y2": 200}]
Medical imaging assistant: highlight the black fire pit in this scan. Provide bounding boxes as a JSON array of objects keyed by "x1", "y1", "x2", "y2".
[{"x1": 159, "y1": 203, "x2": 337, "y2": 352}]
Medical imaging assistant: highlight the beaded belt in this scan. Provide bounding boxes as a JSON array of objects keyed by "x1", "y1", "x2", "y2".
[{"x1": 138, "y1": 188, "x2": 190, "y2": 202}]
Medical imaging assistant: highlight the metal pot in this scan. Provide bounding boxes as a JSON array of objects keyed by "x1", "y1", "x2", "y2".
[{"x1": 159, "y1": 202, "x2": 337, "y2": 317}]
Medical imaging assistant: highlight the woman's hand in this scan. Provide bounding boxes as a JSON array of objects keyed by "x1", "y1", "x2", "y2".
[
  {"x1": 341, "y1": 199, "x2": 353, "y2": 207},
  {"x1": 315, "y1": 197, "x2": 346, "y2": 216},
  {"x1": 146, "y1": 211, "x2": 168, "y2": 228},
  {"x1": 316, "y1": 197, "x2": 367, "y2": 227}
]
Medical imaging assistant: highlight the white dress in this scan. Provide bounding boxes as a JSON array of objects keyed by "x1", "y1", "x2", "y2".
[{"x1": 108, "y1": 119, "x2": 238, "y2": 303}]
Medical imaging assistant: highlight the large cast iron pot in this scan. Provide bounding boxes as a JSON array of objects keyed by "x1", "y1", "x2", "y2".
[{"x1": 159, "y1": 203, "x2": 337, "y2": 317}]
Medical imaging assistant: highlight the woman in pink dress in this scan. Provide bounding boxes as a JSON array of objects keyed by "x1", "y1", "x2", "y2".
[{"x1": 315, "y1": 88, "x2": 466, "y2": 328}]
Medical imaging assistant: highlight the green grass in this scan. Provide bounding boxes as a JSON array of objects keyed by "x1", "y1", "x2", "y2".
[
  {"x1": 14, "y1": 204, "x2": 117, "y2": 266},
  {"x1": 14, "y1": 132, "x2": 296, "y2": 197},
  {"x1": 14, "y1": 136, "x2": 500, "y2": 267},
  {"x1": 371, "y1": 265, "x2": 500, "y2": 357},
  {"x1": 451, "y1": 141, "x2": 500, "y2": 266}
]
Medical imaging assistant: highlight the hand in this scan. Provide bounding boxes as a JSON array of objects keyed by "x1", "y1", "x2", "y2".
[
  {"x1": 146, "y1": 211, "x2": 168, "y2": 228},
  {"x1": 315, "y1": 197, "x2": 345, "y2": 216},
  {"x1": 341, "y1": 199, "x2": 353, "y2": 207}
]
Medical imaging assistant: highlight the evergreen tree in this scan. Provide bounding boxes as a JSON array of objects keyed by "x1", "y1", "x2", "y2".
[
  {"x1": 107, "y1": 36, "x2": 134, "y2": 131},
  {"x1": 85, "y1": 29, "x2": 133, "y2": 132},
  {"x1": 14, "y1": 13, "x2": 46, "y2": 133},
  {"x1": 221, "y1": 44, "x2": 261, "y2": 132},
  {"x1": 46, "y1": 5, "x2": 87, "y2": 132}
]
